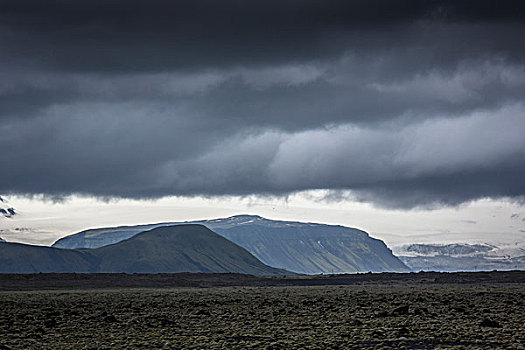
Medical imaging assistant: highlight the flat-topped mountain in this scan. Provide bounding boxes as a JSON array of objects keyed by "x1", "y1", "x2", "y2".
[
  {"x1": 0, "y1": 225, "x2": 287, "y2": 275},
  {"x1": 53, "y1": 215, "x2": 409, "y2": 274}
]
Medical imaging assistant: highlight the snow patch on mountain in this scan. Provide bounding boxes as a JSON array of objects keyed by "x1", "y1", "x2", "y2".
[
  {"x1": 393, "y1": 241, "x2": 525, "y2": 271},
  {"x1": 0, "y1": 196, "x2": 16, "y2": 218}
]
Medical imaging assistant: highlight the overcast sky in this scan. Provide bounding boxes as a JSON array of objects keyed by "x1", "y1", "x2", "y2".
[{"x1": 1, "y1": 1, "x2": 525, "y2": 242}]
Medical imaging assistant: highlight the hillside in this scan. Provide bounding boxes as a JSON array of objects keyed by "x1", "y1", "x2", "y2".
[
  {"x1": 209, "y1": 216, "x2": 408, "y2": 274},
  {"x1": 53, "y1": 215, "x2": 409, "y2": 274},
  {"x1": 94, "y1": 225, "x2": 287, "y2": 274},
  {"x1": 0, "y1": 225, "x2": 286, "y2": 275},
  {"x1": 0, "y1": 243, "x2": 97, "y2": 273}
]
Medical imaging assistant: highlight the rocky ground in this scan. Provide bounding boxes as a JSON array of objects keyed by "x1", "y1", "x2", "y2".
[{"x1": 0, "y1": 273, "x2": 524, "y2": 349}]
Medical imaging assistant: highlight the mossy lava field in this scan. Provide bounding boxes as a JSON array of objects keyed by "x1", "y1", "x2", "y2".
[{"x1": 0, "y1": 272, "x2": 524, "y2": 349}]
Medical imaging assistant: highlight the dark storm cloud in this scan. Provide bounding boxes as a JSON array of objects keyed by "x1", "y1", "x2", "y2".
[
  {"x1": 1, "y1": 0, "x2": 525, "y2": 208},
  {"x1": 2, "y1": 0, "x2": 523, "y2": 72}
]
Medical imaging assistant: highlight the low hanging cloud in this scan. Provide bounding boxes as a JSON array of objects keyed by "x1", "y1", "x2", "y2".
[
  {"x1": 157, "y1": 104, "x2": 525, "y2": 207},
  {"x1": 1, "y1": 0, "x2": 525, "y2": 208}
]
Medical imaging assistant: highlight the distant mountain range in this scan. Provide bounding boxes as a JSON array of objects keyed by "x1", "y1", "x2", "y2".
[
  {"x1": 403, "y1": 243, "x2": 494, "y2": 256},
  {"x1": 52, "y1": 215, "x2": 409, "y2": 274},
  {"x1": 395, "y1": 243, "x2": 525, "y2": 271},
  {"x1": 0, "y1": 196, "x2": 16, "y2": 218},
  {"x1": 0, "y1": 225, "x2": 287, "y2": 274},
  {"x1": 3, "y1": 213, "x2": 522, "y2": 273}
]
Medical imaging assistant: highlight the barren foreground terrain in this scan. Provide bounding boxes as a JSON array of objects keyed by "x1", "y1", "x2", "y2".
[{"x1": 0, "y1": 272, "x2": 524, "y2": 349}]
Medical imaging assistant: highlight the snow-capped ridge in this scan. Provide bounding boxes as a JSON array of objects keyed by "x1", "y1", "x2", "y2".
[{"x1": 0, "y1": 197, "x2": 16, "y2": 218}]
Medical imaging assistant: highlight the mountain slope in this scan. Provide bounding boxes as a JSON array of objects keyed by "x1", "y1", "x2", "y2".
[
  {"x1": 53, "y1": 215, "x2": 409, "y2": 274},
  {"x1": 0, "y1": 243, "x2": 97, "y2": 273},
  {"x1": 94, "y1": 225, "x2": 287, "y2": 275},
  {"x1": 53, "y1": 223, "x2": 168, "y2": 249},
  {"x1": 215, "y1": 224, "x2": 407, "y2": 274},
  {"x1": 0, "y1": 225, "x2": 287, "y2": 275}
]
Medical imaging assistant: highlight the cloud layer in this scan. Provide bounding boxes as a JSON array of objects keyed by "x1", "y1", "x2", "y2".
[{"x1": 1, "y1": 0, "x2": 525, "y2": 208}]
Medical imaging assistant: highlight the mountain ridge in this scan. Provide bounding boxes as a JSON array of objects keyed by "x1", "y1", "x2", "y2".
[
  {"x1": 0, "y1": 224, "x2": 288, "y2": 275},
  {"x1": 53, "y1": 215, "x2": 409, "y2": 274}
]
